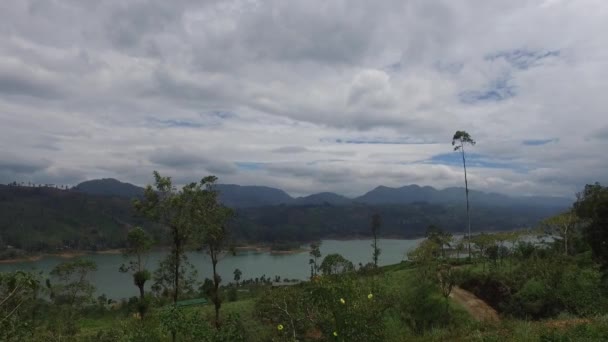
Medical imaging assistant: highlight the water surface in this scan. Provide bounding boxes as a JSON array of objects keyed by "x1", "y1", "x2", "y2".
[{"x1": 0, "y1": 238, "x2": 422, "y2": 299}]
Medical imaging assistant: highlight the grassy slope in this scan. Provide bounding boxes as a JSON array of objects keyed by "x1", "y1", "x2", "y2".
[{"x1": 75, "y1": 263, "x2": 608, "y2": 341}]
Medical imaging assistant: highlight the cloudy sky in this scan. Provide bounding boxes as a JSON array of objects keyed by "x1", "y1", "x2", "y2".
[{"x1": 1, "y1": 0, "x2": 607, "y2": 198}]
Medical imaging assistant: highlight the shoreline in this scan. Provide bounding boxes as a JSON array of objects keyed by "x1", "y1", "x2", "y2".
[
  {"x1": 0, "y1": 249, "x2": 121, "y2": 264},
  {"x1": 0, "y1": 235, "x2": 479, "y2": 264}
]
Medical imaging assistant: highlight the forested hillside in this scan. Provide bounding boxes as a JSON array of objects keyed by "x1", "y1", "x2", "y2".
[{"x1": 0, "y1": 184, "x2": 564, "y2": 258}]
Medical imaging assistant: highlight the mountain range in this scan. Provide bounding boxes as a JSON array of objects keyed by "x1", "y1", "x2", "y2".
[
  {"x1": 0, "y1": 179, "x2": 573, "y2": 256},
  {"x1": 72, "y1": 178, "x2": 572, "y2": 209}
]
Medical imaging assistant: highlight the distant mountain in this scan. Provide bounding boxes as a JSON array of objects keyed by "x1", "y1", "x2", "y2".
[
  {"x1": 355, "y1": 184, "x2": 571, "y2": 208},
  {"x1": 293, "y1": 192, "x2": 352, "y2": 206},
  {"x1": 71, "y1": 178, "x2": 571, "y2": 209},
  {"x1": 74, "y1": 178, "x2": 144, "y2": 199},
  {"x1": 215, "y1": 184, "x2": 293, "y2": 208}
]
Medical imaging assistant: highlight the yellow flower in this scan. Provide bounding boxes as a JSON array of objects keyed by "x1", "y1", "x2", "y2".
[
  {"x1": 277, "y1": 324, "x2": 284, "y2": 331},
  {"x1": 339, "y1": 298, "x2": 346, "y2": 304},
  {"x1": 368, "y1": 293, "x2": 373, "y2": 299},
  {"x1": 333, "y1": 331, "x2": 338, "y2": 337}
]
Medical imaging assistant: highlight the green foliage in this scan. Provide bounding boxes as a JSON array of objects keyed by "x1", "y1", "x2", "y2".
[
  {"x1": 574, "y1": 183, "x2": 608, "y2": 269},
  {"x1": 0, "y1": 271, "x2": 40, "y2": 341},
  {"x1": 391, "y1": 279, "x2": 451, "y2": 335},
  {"x1": 151, "y1": 253, "x2": 199, "y2": 300},
  {"x1": 371, "y1": 214, "x2": 382, "y2": 267},
  {"x1": 256, "y1": 275, "x2": 385, "y2": 341},
  {"x1": 159, "y1": 306, "x2": 246, "y2": 342},
  {"x1": 320, "y1": 253, "x2": 355, "y2": 276},
  {"x1": 49, "y1": 258, "x2": 97, "y2": 308},
  {"x1": 309, "y1": 242, "x2": 322, "y2": 277}
]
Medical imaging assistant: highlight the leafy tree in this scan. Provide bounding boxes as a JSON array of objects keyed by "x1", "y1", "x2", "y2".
[
  {"x1": 309, "y1": 242, "x2": 322, "y2": 276},
  {"x1": 49, "y1": 258, "x2": 97, "y2": 308},
  {"x1": 574, "y1": 183, "x2": 608, "y2": 269},
  {"x1": 437, "y1": 264, "x2": 457, "y2": 314},
  {"x1": 426, "y1": 225, "x2": 452, "y2": 259},
  {"x1": 233, "y1": 268, "x2": 242, "y2": 287},
  {"x1": 0, "y1": 271, "x2": 40, "y2": 341},
  {"x1": 541, "y1": 210, "x2": 579, "y2": 255},
  {"x1": 119, "y1": 226, "x2": 153, "y2": 317},
  {"x1": 192, "y1": 176, "x2": 235, "y2": 328},
  {"x1": 120, "y1": 227, "x2": 153, "y2": 295},
  {"x1": 407, "y1": 239, "x2": 441, "y2": 280},
  {"x1": 151, "y1": 253, "x2": 198, "y2": 300},
  {"x1": 320, "y1": 254, "x2": 354, "y2": 276},
  {"x1": 454, "y1": 238, "x2": 466, "y2": 259},
  {"x1": 470, "y1": 233, "x2": 495, "y2": 272},
  {"x1": 452, "y1": 130, "x2": 476, "y2": 258},
  {"x1": 48, "y1": 259, "x2": 97, "y2": 336},
  {"x1": 371, "y1": 214, "x2": 381, "y2": 267},
  {"x1": 134, "y1": 171, "x2": 199, "y2": 306}
]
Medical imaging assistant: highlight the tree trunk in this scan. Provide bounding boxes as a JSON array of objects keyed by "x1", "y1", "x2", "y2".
[
  {"x1": 460, "y1": 142, "x2": 472, "y2": 259},
  {"x1": 211, "y1": 246, "x2": 221, "y2": 329},
  {"x1": 173, "y1": 235, "x2": 180, "y2": 305},
  {"x1": 172, "y1": 227, "x2": 180, "y2": 342},
  {"x1": 138, "y1": 284, "x2": 145, "y2": 299}
]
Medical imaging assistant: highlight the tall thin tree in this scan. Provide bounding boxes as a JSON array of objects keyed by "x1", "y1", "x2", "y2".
[
  {"x1": 193, "y1": 176, "x2": 234, "y2": 329},
  {"x1": 371, "y1": 214, "x2": 381, "y2": 267},
  {"x1": 452, "y1": 131, "x2": 476, "y2": 258}
]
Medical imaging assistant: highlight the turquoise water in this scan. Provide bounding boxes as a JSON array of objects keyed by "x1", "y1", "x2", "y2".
[{"x1": 0, "y1": 238, "x2": 423, "y2": 299}]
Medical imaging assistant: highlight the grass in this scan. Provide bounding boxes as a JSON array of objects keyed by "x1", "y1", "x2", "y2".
[{"x1": 70, "y1": 260, "x2": 608, "y2": 341}]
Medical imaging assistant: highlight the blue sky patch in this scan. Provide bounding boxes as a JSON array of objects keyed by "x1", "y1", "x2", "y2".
[
  {"x1": 330, "y1": 137, "x2": 436, "y2": 145},
  {"x1": 235, "y1": 162, "x2": 265, "y2": 170},
  {"x1": 522, "y1": 138, "x2": 557, "y2": 146},
  {"x1": 486, "y1": 49, "x2": 560, "y2": 70},
  {"x1": 425, "y1": 152, "x2": 526, "y2": 171},
  {"x1": 434, "y1": 61, "x2": 464, "y2": 74},
  {"x1": 459, "y1": 73, "x2": 516, "y2": 104},
  {"x1": 149, "y1": 118, "x2": 205, "y2": 128}
]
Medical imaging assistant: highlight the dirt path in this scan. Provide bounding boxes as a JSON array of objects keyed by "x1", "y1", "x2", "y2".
[{"x1": 450, "y1": 286, "x2": 500, "y2": 322}]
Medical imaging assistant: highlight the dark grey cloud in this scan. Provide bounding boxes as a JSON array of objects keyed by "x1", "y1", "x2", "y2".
[
  {"x1": 149, "y1": 148, "x2": 237, "y2": 175},
  {"x1": 0, "y1": 69, "x2": 63, "y2": 99},
  {"x1": 0, "y1": 157, "x2": 50, "y2": 174},
  {"x1": 272, "y1": 146, "x2": 309, "y2": 154}
]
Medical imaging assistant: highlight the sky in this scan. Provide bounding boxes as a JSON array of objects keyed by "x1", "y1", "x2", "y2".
[{"x1": 1, "y1": 0, "x2": 607, "y2": 198}]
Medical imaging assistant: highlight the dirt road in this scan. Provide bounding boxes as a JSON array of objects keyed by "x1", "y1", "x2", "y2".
[{"x1": 450, "y1": 286, "x2": 500, "y2": 322}]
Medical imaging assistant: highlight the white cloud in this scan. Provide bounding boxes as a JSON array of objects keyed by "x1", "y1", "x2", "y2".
[{"x1": 0, "y1": 0, "x2": 607, "y2": 198}]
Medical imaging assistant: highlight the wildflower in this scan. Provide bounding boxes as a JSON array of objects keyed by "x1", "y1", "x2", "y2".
[
  {"x1": 368, "y1": 293, "x2": 373, "y2": 299},
  {"x1": 339, "y1": 298, "x2": 346, "y2": 304},
  {"x1": 333, "y1": 331, "x2": 338, "y2": 337},
  {"x1": 277, "y1": 324, "x2": 284, "y2": 331}
]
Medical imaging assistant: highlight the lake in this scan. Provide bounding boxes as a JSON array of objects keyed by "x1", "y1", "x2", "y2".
[{"x1": 0, "y1": 238, "x2": 423, "y2": 299}]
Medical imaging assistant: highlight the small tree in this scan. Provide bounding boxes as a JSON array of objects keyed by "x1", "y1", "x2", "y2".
[
  {"x1": 407, "y1": 239, "x2": 441, "y2": 280},
  {"x1": 1, "y1": 271, "x2": 40, "y2": 341},
  {"x1": 470, "y1": 233, "x2": 495, "y2": 272},
  {"x1": 371, "y1": 214, "x2": 381, "y2": 267},
  {"x1": 437, "y1": 264, "x2": 456, "y2": 315},
  {"x1": 119, "y1": 227, "x2": 153, "y2": 318},
  {"x1": 134, "y1": 171, "x2": 196, "y2": 307},
  {"x1": 194, "y1": 176, "x2": 235, "y2": 329},
  {"x1": 309, "y1": 242, "x2": 322, "y2": 276},
  {"x1": 233, "y1": 269, "x2": 242, "y2": 287},
  {"x1": 574, "y1": 183, "x2": 608, "y2": 269},
  {"x1": 320, "y1": 253, "x2": 354, "y2": 275},
  {"x1": 426, "y1": 225, "x2": 452, "y2": 259},
  {"x1": 541, "y1": 210, "x2": 579, "y2": 256},
  {"x1": 49, "y1": 259, "x2": 97, "y2": 309},
  {"x1": 48, "y1": 259, "x2": 97, "y2": 335},
  {"x1": 452, "y1": 130, "x2": 476, "y2": 258}
]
